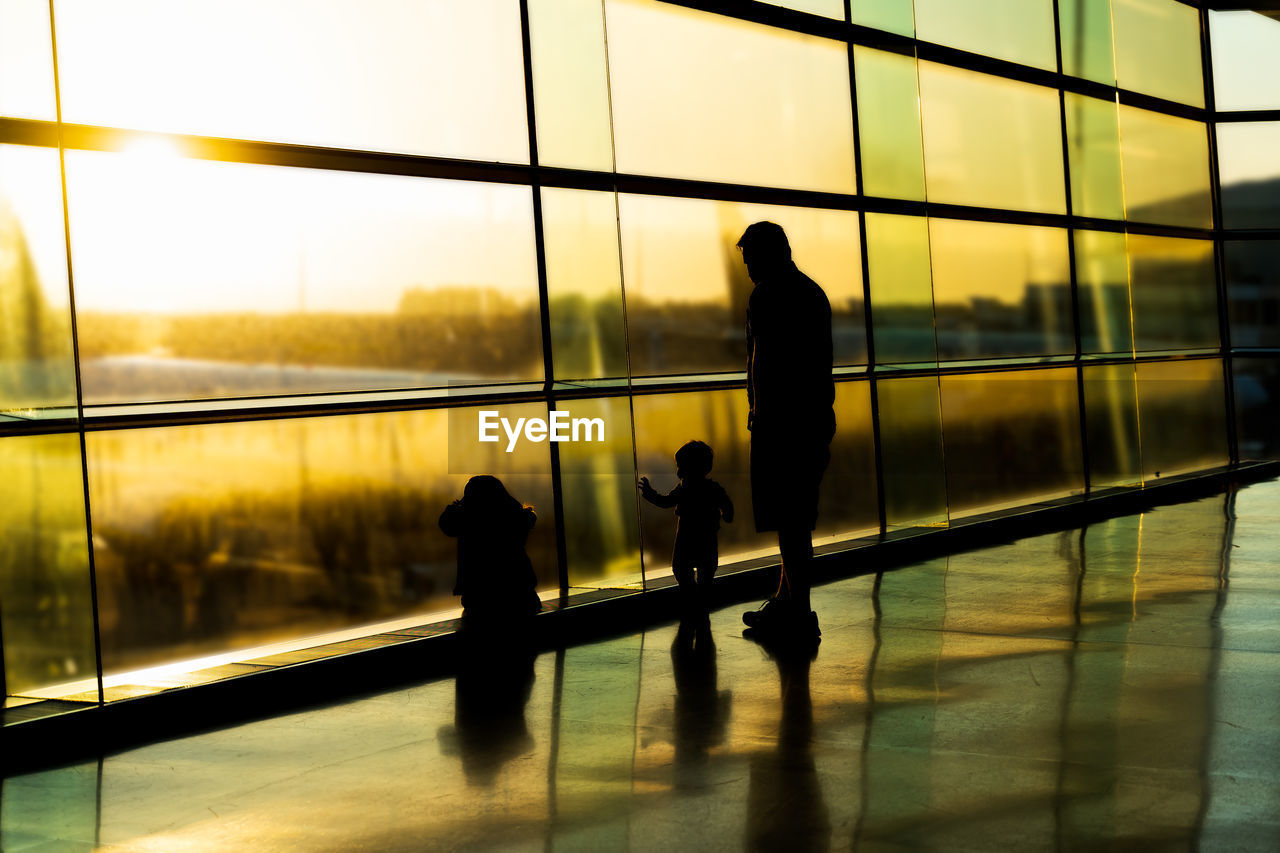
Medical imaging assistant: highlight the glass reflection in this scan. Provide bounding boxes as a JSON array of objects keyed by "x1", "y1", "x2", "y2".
[
  {"x1": 867, "y1": 213, "x2": 936, "y2": 365},
  {"x1": 1082, "y1": 363, "x2": 1142, "y2": 488},
  {"x1": 0, "y1": 0, "x2": 56, "y2": 120},
  {"x1": 85, "y1": 406, "x2": 556, "y2": 676},
  {"x1": 528, "y1": 0, "x2": 614, "y2": 172},
  {"x1": 1127, "y1": 235, "x2": 1218, "y2": 353},
  {"x1": 877, "y1": 376, "x2": 948, "y2": 528},
  {"x1": 1217, "y1": 122, "x2": 1280, "y2": 230},
  {"x1": 1210, "y1": 11, "x2": 1280, "y2": 112},
  {"x1": 55, "y1": 0, "x2": 530, "y2": 161},
  {"x1": 605, "y1": 0, "x2": 856, "y2": 193},
  {"x1": 66, "y1": 150, "x2": 542, "y2": 404},
  {"x1": 542, "y1": 188, "x2": 628, "y2": 381},
  {"x1": 760, "y1": 0, "x2": 843, "y2": 18},
  {"x1": 617, "y1": 194, "x2": 864, "y2": 377},
  {"x1": 1065, "y1": 93, "x2": 1125, "y2": 222},
  {"x1": 1233, "y1": 357, "x2": 1280, "y2": 461},
  {"x1": 940, "y1": 368, "x2": 1084, "y2": 516},
  {"x1": 915, "y1": 0, "x2": 1057, "y2": 71},
  {"x1": 0, "y1": 145, "x2": 76, "y2": 413},
  {"x1": 1075, "y1": 230, "x2": 1133, "y2": 356},
  {"x1": 1059, "y1": 0, "x2": 1117, "y2": 85},
  {"x1": 929, "y1": 219, "x2": 1073, "y2": 361},
  {"x1": 851, "y1": 0, "x2": 914, "y2": 36},
  {"x1": 1225, "y1": 241, "x2": 1280, "y2": 349},
  {"x1": 1112, "y1": 0, "x2": 1204, "y2": 107},
  {"x1": 0, "y1": 434, "x2": 97, "y2": 700},
  {"x1": 919, "y1": 62, "x2": 1066, "y2": 214},
  {"x1": 1118, "y1": 106, "x2": 1212, "y2": 229},
  {"x1": 855, "y1": 47, "x2": 926, "y2": 202},
  {"x1": 1135, "y1": 358, "x2": 1228, "y2": 479}
]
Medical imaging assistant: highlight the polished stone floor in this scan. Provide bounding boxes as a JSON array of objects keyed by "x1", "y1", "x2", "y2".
[{"x1": 3, "y1": 480, "x2": 1279, "y2": 851}]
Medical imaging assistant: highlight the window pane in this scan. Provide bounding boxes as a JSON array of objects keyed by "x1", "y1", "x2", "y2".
[
  {"x1": 1135, "y1": 358, "x2": 1227, "y2": 479},
  {"x1": 0, "y1": 0, "x2": 55, "y2": 120},
  {"x1": 87, "y1": 406, "x2": 557, "y2": 676},
  {"x1": 851, "y1": 0, "x2": 914, "y2": 36},
  {"x1": 818, "y1": 380, "x2": 880, "y2": 545},
  {"x1": 760, "y1": 0, "x2": 843, "y2": 18},
  {"x1": 529, "y1": 0, "x2": 614, "y2": 171},
  {"x1": 930, "y1": 219, "x2": 1073, "y2": 360},
  {"x1": 55, "y1": 0, "x2": 530, "y2": 161},
  {"x1": 1218, "y1": 122, "x2": 1280, "y2": 230},
  {"x1": 1210, "y1": 11, "x2": 1280, "y2": 112},
  {"x1": 1226, "y1": 241, "x2": 1280, "y2": 349},
  {"x1": 1083, "y1": 363, "x2": 1142, "y2": 488},
  {"x1": 1076, "y1": 230, "x2": 1133, "y2": 356},
  {"x1": 1234, "y1": 356, "x2": 1280, "y2": 461},
  {"x1": 878, "y1": 376, "x2": 948, "y2": 528},
  {"x1": 617, "y1": 194, "x2": 864, "y2": 376},
  {"x1": 915, "y1": 0, "x2": 1057, "y2": 71},
  {"x1": 1059, "y1": 0, "x2": 1117, "y2": 85},
  {"x1": 1112, "y1": 0, "x2": 1204, "y2": 107},
  {"x1": 940, "y1": 368, "x2": 1085, "y2": 517},
  {"x1": 855, "y1": 47, "x2": 926, "y2": 201},
  {"x1": 0, "y1": 434, "x2": 97, "y2": 699},
  {"x1": 1127, "y1": 235, "x2": 1219, "y2": 353},
  {"x1": 919, "y1": 63, "x2": 1065, "y2": 214},
  {"x1": 555, "y1": 397, "x2": 642, "y2": 588},
  {"x1": 66, "y1": 151, "x2": 543, "y2": 404},
  {"x1": 632, "y1": 389, "x2": 774, "y2": 569},
  {"x1": 605, "y1": 0, "x2": 856, "y2": 192},
  {"x1": 1119, "y1": 106, "x2": 1212, "y2": 228},
  {"x1": 867, "y1": 213, "x2": 936, "y2": 365},
  {"x1": 543, "y1": 188, "x2": 627, "y2": 381},
  {"x1": 1065, "y1": 93, "x2": 1125, "y2": 221},
  {"x1": 1, "y1": 145, "x2": 76, "y2": 413}
]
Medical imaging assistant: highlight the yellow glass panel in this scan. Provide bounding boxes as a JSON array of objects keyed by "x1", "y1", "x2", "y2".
[
  {"x1": 542, "y1": 188, "x2": 627, "y2": 381},
  {"x1": 617, "y1": 194, "x2": 864, "y2": 376},
  {"x1": 1060, "y1": 0, "x2": 1117, "y2": 85},
  {"x1": 86, "y1": 406, "x2": 556, "y2": 676},
  {"x1": 1065, "y1": 93, "x2": 1125, "y2": 221},
  {"x1": 878, "y1": 376, "x2": 948, "y2": 528},
  {"x1": 919, "y1": 63, "x2": 1065, "y2": 214},
  {"x1": 605, "y1": 0, "x2": 856, "y2": 193},
  {"x1": 66, "y1": 150, "x2": 543, "y2": 404},
  {"x1": 1082, "y1": 363, "x2": 1142, "y2": 489},
  {"x1": 1135, "y1": 359, "x2": 1227, "y2": 479},
  {"x1": 866, "y1": 213, "x2": 936, "y2": 365},
  {"x1": 0, "y1": 0, "x2": 55, "y2": 120},
  {"x1": 1075, "y1": 230, "x2": 1133, "y2": 355},
  {"x1": 1118, "y1": 106, "x2": 1212, "y2": 228},
  {"x1": 1112, "y1": 0, "x2": 1204, "y2": 108},
  {"x1": 0, "y1": 433, "x2": 97, "y2": 699},
  {"x1": 528, "y1": 0, "x2": 614, "y2": 171},
  {"x1": 1210, "y1": 11, "x2": 1280, "y2": 112},
  {"x1": 929, "y1": 219, "x2": 1073, "y2": 360},
  {"x1": 915, "y1": 0, "x2": 1057, "y2": 71},
  {"x1": 852, "y1": 0, "x2": 914, "y2": 36},
  {"x1": 555, "y1": 396, "x2": 643, "y2": 588},
  {"x1": 940, "y1": 368, "x2": 1084, "y2": 517},
  {"x1": 1217, "y1": 122, "x2": 1280, "y2": 229},
  {"x1": 0, "y1": 145, "x2": 76, "y2": 413},
  {"x1": 818, "y1": 380, "x2": 880, "y2": 546},
  {"x1": 855, "y1": 47, "x2": 926, "y2": 202},
  {"x1": 54, "y1": 0, "x2": 530, "y2": 161},
  {"x1": 1127, "y1": 235, "x2": 1218, "y2": 352}
]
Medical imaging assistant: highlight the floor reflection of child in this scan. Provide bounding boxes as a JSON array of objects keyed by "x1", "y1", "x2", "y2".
[{"x1": 639, "y1": 440, "x2": 734, "y2": 611}]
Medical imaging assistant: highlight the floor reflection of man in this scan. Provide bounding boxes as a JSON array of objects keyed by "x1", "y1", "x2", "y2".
[
  {"x1": 746, "y1": 644, "x2": 830, "y2": 852},
  {"x1": 737, "y1": 222, "x2": 835, "y2": 644}
]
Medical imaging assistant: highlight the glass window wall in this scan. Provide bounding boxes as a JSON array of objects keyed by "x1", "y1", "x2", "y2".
[
  {"x1": 1112, "y1": 0, "x2": 1204, "y2": 107},
  {"x1": 1118, "y1": 106, "x2": 1213, "y2": 229},
  {"x1": 915, "y1": 0, "x2": 1057, "y2": 71},
  {"x1": 1217, "y1": 122, "x2": 1280, "y2": 230},
  {"x1": 1134, "y1": 358, "x2": 1228, "y2": 479},
  {"x1": 1225, "y1": 241, "x2": 1280, "y2": 350},
  {"x1": 1210, "y1": 11, "x2": 1280, "y2": 112},
  {"x1": 0, "y1": 0, "x2": 56, "y2": 121}
]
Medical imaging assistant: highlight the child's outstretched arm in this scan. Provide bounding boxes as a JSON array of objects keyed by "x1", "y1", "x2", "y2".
[{"x1": 638, "y1": 477, "x2": 679, "y2": 508}]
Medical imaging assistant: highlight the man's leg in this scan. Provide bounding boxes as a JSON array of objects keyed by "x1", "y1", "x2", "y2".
[{"x1": 777, "y1": 527, "x2": 813, "y2": 614}]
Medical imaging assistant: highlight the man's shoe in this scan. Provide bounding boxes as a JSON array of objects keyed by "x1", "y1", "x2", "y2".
[{"x1": 742, "y1": 597, "x2": 784, "y2": 628}]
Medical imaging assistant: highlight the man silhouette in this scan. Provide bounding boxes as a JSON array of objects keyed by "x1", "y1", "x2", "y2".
[{"x1": 737, "y1": 222, "x2": 834, "y2": 643}]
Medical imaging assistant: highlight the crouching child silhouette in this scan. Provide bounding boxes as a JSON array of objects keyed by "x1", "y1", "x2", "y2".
[
  {"x1": 638, "y1": 440, "x2": 734, "y2": 613},
  {"x1": 440, "y1": 475, "x2": 542, "y2": 628}
]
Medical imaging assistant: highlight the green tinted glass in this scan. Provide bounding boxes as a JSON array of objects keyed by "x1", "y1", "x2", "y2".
[
  {"x1": 1059, "y1": 0, "x2": 1116, "y2": 84},
  {"x1": 1112, "y1": 0, "x2": 1204, "y2": 108},
  {"x1": 1065, "y1": 93, "x2": 1125, "y2": 221},
  {"x1": 1075, "y1": 230, "x2": 1133, "y2": 355},
  {"x1": 1082, "y1": 363, "x2": 1142, "y2": 488},
  {"x1": 855, "y1": 47, "x2": 926, "y2": 201},
  {"x1": 851, "y1": 0, "x2": 914, "y2": 36},
  {"x1": 867, "y1": 213, "x2": 936, "y2": 365},
  {"x1": 915, "y1": 0, "x2": 1057, "y2": 71},
  {"x1": 528, "y1": 0, "x2": 614, "y2": 171},
  {"x1": 877, "y1": 376, "x2": 948, "y2": 528}
]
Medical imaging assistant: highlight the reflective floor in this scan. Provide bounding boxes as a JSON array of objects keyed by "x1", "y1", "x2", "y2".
[{"x1": 3, "y1": 480, "x2": 1279, "y2": 851}]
